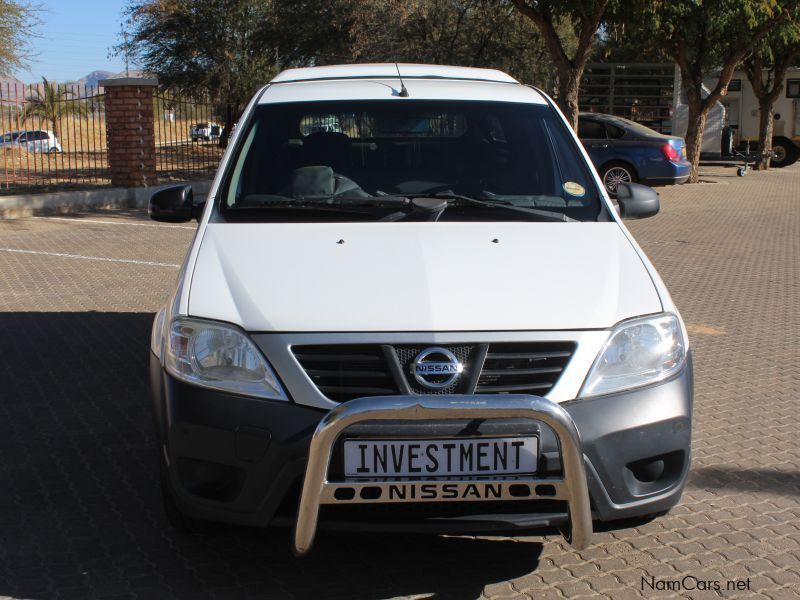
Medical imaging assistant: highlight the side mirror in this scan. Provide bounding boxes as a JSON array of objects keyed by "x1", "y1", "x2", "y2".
[
  {"x1": 149, "y1": 185, "x2": 203, "y2": 223},
  {"x1": 616, "y1": 182, "x2": 659, "y2": 219}
]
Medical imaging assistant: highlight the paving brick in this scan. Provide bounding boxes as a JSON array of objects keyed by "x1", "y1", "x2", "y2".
[{"x1": 0, "y1": 163, "x2": 798, "y2": 598}]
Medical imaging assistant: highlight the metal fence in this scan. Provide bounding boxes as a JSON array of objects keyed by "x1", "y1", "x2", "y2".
[
  {"x1": 579, "y1": 63, "x2": 676, "y2": 134},
  {"x1": 153, "y1": 91, "x2": 225, "y2": 183},
  {"x1": 1, "y1": 83, "x2": 225, "y2": 195},
  {"x1": 1, "y1": 82, "x2": 108, "y2": 194}
]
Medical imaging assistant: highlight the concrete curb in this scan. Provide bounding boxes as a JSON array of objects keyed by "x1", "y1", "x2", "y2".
[{"x1": 0, "y1": 180, "x2": 212, "y2": 219}]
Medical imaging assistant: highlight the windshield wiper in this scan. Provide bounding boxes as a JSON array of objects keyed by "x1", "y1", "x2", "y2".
[{"x1": 381, "y1": 191, "x2": 577, "y2": 222}]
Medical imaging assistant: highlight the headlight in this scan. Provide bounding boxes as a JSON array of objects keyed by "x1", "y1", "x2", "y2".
[
  {"x1": 580, "y1": 313, "x2": 686, "y2": 398},
  {"x1": 165, "y1": 318, "x2": 288, "y2": 400}
]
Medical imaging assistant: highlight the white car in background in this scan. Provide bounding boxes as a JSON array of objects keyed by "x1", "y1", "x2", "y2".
[
  {"x1": 190, "y1": 122, "x2": 222, "y2": 142},
  {"x1": 147, "y1": 64, "x2": 693, "y2": 558},
  {"x1": 1, "y1": 129, "x2": 61, "y2": 153}
]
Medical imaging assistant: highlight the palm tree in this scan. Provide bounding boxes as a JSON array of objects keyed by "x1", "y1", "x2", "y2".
[{"x1": 23, "y1": 77, "x2": 88, "y2": 139}]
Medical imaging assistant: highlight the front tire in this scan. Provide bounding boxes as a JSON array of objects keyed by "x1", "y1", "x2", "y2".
[{"x1": 601, "y1": 161, "x2": 637, "y2": 196}]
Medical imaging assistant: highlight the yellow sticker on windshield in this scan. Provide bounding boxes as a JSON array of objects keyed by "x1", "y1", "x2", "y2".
[{"x1": 563, "y1": 181, "x2": 586, "y2": 197}]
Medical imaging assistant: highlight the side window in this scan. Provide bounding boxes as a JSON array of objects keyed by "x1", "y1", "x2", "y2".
[
  {"x1": 35, "y1": 131, "x2": 48, "y2": 141},
  {"x1": 605, "y1": 123, "x2": 625, "y2": 139},
  {"x1": 577, "y1": 118, "x2": 605, "y2": 140}
]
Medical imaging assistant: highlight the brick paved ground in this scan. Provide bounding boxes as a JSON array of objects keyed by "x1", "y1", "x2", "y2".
[{"x1": 0, "y1": 164, "x2": 798, "y2": 599}]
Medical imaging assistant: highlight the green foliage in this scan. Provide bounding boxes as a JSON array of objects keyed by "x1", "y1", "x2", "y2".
[
  {"x1": 23, "y1": 77, "x2": 88, "y2": 138},
  {"x1": 336, "y1": 0, "x2": 571, "y2": 89},
  {"x1": 0, "y1": 0, "x2": 40, "y2": 77},
  {"x1": 122, "y1": 0, "x2": 572, "y2": 124},
  {"x1": 622, "y1": 0, "x2": 797, "y2": 84},
  {"x1": 122, "y1": 0, "x2": 278, "y2": 116},
  {"x1": 746, "y1": 7, "x2": 800, "y2": 69}
]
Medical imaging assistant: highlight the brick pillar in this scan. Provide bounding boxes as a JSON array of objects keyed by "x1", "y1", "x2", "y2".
[{"x1": 99, "y1": 77, "x2": 158, "y2": 188}]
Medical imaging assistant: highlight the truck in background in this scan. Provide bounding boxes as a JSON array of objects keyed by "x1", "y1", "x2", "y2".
[
  {"x1": 580, "y1": 63, "x2": 800, "y2": 167},
  {"x1": 703, "y1": 68, "x2": 800, "y2": 167}
]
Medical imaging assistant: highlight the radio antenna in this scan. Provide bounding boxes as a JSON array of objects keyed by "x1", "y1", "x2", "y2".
[{"x1": 395, "y1": 63, "x2": 409, "y2": 97}]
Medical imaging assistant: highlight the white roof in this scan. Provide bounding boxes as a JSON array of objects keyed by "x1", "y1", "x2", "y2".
[
  {"x1": 271, "y1": 63, "x2": 518, "y2": 84},
  {"x1": 262, "y1": 63, "x2": 546, "y2": 105}
]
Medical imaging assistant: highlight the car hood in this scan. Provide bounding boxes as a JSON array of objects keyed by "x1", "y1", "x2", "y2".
[{"x1": 188, "y1": 222, "x2": 662, "y2": 332}]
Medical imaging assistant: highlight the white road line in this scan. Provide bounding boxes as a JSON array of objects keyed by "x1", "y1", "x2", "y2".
[
  {"x1": 29, "y1": 216, "x2": 196, "y2": 230},
  {"x1": 0, "y1": 247, "x2": 181, "y2": 268}
]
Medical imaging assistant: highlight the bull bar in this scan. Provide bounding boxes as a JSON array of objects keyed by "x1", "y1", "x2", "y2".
[{"x1": 292, "y1": 394, "x2": 593, "y2": 555}]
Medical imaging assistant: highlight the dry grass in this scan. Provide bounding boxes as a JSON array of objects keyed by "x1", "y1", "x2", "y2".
[{"x1": 0, "y1": 113, "x2": 221, "y2": 194}]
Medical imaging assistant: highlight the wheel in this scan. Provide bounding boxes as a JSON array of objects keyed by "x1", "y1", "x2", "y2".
[
  {"x1": 737, "y1": 167, "x2": 747, "y2": 177},
  {"x1": 601, "y1": 161, "x2": 637, "y2": 196},
  {"x1": 771, "y1": 139, "x2": 797, "y2": 168},
  {"x1": 48, "y1": 146, "x2": 59, "y2": 154},
  {"x1": 159, "y1": 456, "x2": 212, "y2": 533}
]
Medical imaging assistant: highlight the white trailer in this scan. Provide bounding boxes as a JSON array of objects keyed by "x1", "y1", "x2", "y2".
[
  {"x1": 672, "y1": 64, "x2": 728, "y2": 155},
  {"x1": 702, "y1": 68, "x2": 800, "y2": 167}
]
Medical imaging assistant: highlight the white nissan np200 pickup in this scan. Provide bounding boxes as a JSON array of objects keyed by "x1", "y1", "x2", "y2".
[{"x1": 148, "y1": 64, "x2": 692, "y2": 554}]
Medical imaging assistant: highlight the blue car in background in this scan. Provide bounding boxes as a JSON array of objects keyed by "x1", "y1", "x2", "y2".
[{"x1": 577, "y1": 113, "x2": 691, "y2": 195}]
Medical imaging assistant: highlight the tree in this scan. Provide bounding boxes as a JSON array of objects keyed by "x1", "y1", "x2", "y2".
[
  {"x1": 122, "y1": 0, "x2": 279, "y2": 146},
  {"x1": 742, "y1": 18, "x2": 800, "y2": 169},
  {"x1": 0, "y1": 0, "x2": 40, "y2": 76},
  {"x1": 23, "y1": 77, "x2": 88, "y2": 139},
  {"x1": 337, "y1": 0, "x2": 573, "y2": 90},
  {"x1": 510, "y1": 0, "x2": 610, "y2": 129},
  {"x1": 641, "y1": 0, "x2": 799, "y2": 182}
]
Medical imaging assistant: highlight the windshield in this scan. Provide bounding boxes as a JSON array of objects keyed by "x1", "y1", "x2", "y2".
[
  {"x1": 1, "y1": 132, "x2": 19, "y2": 142},
  {"x1": 218, "y1": 100, "x2": 604, "y2": 222}
]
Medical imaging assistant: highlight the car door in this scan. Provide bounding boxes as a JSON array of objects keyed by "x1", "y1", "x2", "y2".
[
  {"x1": 34, "y1": 131, "x2": 49, "y2": 152},
  {"x1": 577, "y1": 117, "x2": 614, "y2": 170}
]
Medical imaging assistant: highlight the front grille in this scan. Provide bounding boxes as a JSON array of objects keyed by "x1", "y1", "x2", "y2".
[
  {"x1": 476, "y1": 342, "x2": 575, "y2": 395},
  {"x1": 292, "y1": 342, "x2": 575, "y2": 402},
  {"x1": 293, "y1": 345, "x2": 400, "y2": 402}
]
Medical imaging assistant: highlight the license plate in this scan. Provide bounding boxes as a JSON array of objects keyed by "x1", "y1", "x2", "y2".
[{"x1": 344, "y1": 436, "x2": 538, "y2": 478}]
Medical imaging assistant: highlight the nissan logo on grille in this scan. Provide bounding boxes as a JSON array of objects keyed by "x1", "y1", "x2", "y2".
[{"x1": 411, "y1": 347, "x2": 464, "y2": 389}]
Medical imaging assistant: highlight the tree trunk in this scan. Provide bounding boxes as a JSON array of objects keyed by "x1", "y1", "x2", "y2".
[
  {"x1": 683, "y1": 102, "x2": 707, "y2": 184},
  {"x1": 556, "y1": 69, "x2": 581, "y2": 131},
  {"x1": 756, "y1": 99, "x2": 775, "y2": 170},
  {"x1": 219, "y1": 103, "x2": 233, "y2": 148}
]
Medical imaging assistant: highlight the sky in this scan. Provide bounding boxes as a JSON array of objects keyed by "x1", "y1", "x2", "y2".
[{"x1": 13, "y1": 0, "x2": 134, "y2": 83}]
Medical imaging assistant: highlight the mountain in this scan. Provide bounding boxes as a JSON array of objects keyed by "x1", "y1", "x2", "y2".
[
  {"x1": 0, "y1": 76, "x2": 26, "y2": 100},
  {"x1": 0, "y1": 69, "x2": 151, "y2": 101},
  {"x1": 77, "y1": 70, "x2": 116, "y2": 89},
  {"x1": 67, "y1": 69, "x2": 148, "y2": 93}
]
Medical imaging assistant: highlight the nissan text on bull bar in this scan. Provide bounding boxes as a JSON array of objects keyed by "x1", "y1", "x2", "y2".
[{"x1": 148, "y1": 64, "x2": 693, "y2": 556}]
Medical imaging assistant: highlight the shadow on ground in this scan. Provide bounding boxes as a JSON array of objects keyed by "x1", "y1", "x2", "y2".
[
  {"x1": 0, "y1": 312, "x2": 542, "y2": 600},
  {"x1": 689, "y1": 466, "x2": 800, "y2": 497}
]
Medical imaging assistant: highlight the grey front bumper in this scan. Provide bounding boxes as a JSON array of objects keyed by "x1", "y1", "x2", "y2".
[{"x1": 151, "y1": 352, "x2": 692, "y2": 535}]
